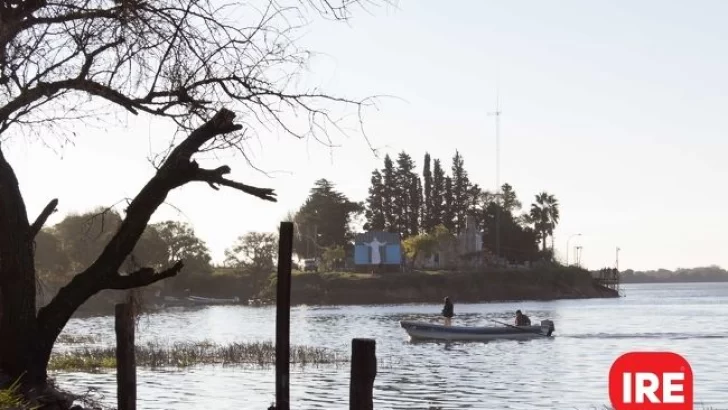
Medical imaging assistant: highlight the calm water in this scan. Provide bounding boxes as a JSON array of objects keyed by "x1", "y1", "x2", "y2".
[{"x1": 56, "y1": 282, "x2": 728, "y2": 409}]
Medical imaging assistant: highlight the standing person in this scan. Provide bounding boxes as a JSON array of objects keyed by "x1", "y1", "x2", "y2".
[{"x1": 442, "y1": 297, "x2": 454, "y2": 326}]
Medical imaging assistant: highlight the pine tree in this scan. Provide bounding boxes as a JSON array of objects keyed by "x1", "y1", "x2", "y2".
[
  {"x1": 409, "y1": 175, "x2": 422, "y2": 236},
  {"x1": 422, "y1": 153, "x2": 433, "y2": 232},
  {"x1": 381, "y1": 154, "x2": 396, "y2": 231},
  {"x1": 364, "y1": 169, "x2": 386, "y2": 231},
  {"x1": 501, "y1": 183, "x2": 522, "y2": 213},
  {"x1": 467, "y1": 183, "x2": 483, "y2": 230},
  {"x1": 394, "y1": 151, "x2": 417, "y2": 236},
  {"x1": 444, "y1": 176, "x2": 454, "y2": 231},
  {"x1": 431, "y1": 158, "x2": 446, "y2": 229},
  {"x1": 451, "y1": 150, "x2": 470, "y2": 234}
]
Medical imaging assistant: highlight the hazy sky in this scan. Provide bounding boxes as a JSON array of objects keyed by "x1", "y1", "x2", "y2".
[{"x1": 6, "y1": 0, "x2": 728, "y2": 271}]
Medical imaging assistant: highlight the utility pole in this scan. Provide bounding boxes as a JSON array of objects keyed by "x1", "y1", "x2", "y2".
[
  {"x1": 616, "y1": 247, "x2": 620, "y2": 271},
  {"x1": 488, "y1": 89, "x2": 501, "y2": 264}
]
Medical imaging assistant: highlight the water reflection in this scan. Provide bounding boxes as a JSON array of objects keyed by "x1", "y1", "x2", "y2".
[{"x1": 54, "y1": 283, "x2": 728, "y2": 409}]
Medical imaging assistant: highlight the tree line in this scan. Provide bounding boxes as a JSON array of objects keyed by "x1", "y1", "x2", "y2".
[
  {"x1": 280, "y1": 152, "x2": 562, "y2": 266},
  {"x1": 34, "y1": 155, "x2": 564, "y2": 293},
  {"x1": 364, "y1": 151, "x2": 561, "y2": 263},
  {"x1": 621, "y1": 266, "x2": 728, "y2": 283},
  {"x1": 35, "y1": 209, "x2": 292, "y2": 296}
]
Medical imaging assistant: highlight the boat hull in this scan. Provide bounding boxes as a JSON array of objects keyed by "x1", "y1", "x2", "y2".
[{"x1": 400, "y1": 320, "x2": 555, "y2": 341}]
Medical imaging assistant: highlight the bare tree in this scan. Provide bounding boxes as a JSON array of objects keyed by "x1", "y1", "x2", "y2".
[{"x1": 0, "y1": 0, "x2": 383, "y2": 396}]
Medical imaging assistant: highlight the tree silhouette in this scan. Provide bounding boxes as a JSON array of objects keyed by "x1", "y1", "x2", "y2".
[
  {"x1": 529, "y1": 192, "x2": 560, "y2": 251},
  {"x1": 0, "y1": 0, "x2": 380, "y2": 394}
]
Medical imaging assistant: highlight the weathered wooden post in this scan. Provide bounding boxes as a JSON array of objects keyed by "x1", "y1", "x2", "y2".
[
  {"x1": 275, "y1": 222, "x2": 294, "y2": 410},
  {"x1": 115, "y1": 302, "x2": 136, "y2": 410},
  {"x1": 350, "y1": 338, "x2": 377, "y2": 410}
]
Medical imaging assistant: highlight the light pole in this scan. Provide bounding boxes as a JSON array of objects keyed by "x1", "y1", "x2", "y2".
[
  {"x1": 566, "y1": 233, "x2": 582, "y2": 266},
  {"x1": 575, "y1": 246, "x2": 583, "y2": 267}
]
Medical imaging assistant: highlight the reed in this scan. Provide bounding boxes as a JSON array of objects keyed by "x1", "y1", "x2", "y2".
[
  {"x1": 49, "y1": 341, "x2": 344, "y2": 372},
  {"x1": 56, "y1": 334, "x2": 101, "y2": 344},
  {"x1": 0, "y1": 378, "x2": 39, "y2": 410}
]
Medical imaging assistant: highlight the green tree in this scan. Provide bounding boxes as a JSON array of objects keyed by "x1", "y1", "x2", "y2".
[
  {"x1": 529, "y1": 192, "x2": 561, "y2": 251},
  {"x1": 224, "y1": 232, "x2": 278, "y2": 273},
  {"x1": 431, "y1": 158, "x2": 446, "y2": 230},
  {"x1": 500, "y1": 183, "x2": 522, "y2": 213},
  {"x1": 152, "y1": 221, "x2": 212, "y2": 280},
  {"x1": 482, "y1": 202, "x2": 540, "y2": 264},
  {"x1": 33, "y1": 229, "x2": 71, "y2": 289},
  {"x1": 393, "y1": 152, "x2": 414, "y2": 235},
  {"x1": 224, "y1": 232, "x2": 278, "y2": 291},
  {"x1": 53, "y1": 209, "x2": 168, "y2": 273},
  {"x1": 403, "y1": 232, "x2": 438, "y2": 270},
  {"x1": 381, "y1": 154, "x2": 396, "y2": 231},
  {"x1": 364, "y1": 169, "x2": 386, "y2": 231},
  {"x1": 293, "y1": 179, "x2": 362, "y2": 259},
  {"x1": 444, "y1": 176, "x2": 454, "y2": 231},
  {"x1": 466, "y1": 183, "x2": 483, "y2": 230},
  {"x1": 320, "y1": 245, "x2": 346, "y2": 271},
  {"x1": 450, "y1": 150, "x2": 470, "y2": 234},
  {"x1": 0, "y1": 0, "x2": 375, "y2": 389},
  {"x1": 422, "y1": 153, "x2": 433, "y2": 232},
  {"x1": 53, "y1": 209, "x2": 123, "y2": 272}
]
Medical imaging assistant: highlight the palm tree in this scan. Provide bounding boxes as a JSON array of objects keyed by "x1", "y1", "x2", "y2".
[{"x1": 529, "y1": 192, "x2": 560, "y2": 251}]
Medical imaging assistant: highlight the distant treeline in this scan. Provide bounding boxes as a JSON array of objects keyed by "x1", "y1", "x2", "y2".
[{"x1": 621, "y1": 266, "x2": 728, "y2": 283}]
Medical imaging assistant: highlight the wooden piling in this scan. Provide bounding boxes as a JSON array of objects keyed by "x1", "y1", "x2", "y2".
[
  {"x1": 115, "y1": 303, "x2": 136, "y2": 410},
  {"x1": 275, "y1": 222, "x2": 294, "y2": 410},
  {"x1": 350, "y1": 338, "x2": 377, "y2": 410}
]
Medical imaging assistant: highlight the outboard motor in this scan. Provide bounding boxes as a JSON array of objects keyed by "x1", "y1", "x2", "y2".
[{"x1": 540, "y1": 319, "x2": 555, "y2": 337}]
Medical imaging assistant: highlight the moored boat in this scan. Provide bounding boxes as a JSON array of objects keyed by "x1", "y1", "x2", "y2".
[
  {"x1": 187, "y1": 295, "x2": 241, "y2": 305},
  {"x1": 400, "y1": 319, "x2": 555, "y2": 341}
]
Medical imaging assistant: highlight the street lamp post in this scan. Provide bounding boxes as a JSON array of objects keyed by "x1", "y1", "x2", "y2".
[
  {"x1": 576, "y1": 246, "x2": 583, "y2": 267},
  {"x1": 566, "y1": 233, "x2": 582, "y2": 266}
]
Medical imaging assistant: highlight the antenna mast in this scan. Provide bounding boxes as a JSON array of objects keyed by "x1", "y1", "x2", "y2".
[{"x1": 488, "y1": 88, "x2": 502, "y2": 264}]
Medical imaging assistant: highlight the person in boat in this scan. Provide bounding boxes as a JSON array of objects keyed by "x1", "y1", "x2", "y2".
[
  {"x1": 515, "y1": 310, "x2": 531, "y2": 326},
  {"x1": 442, "y1": 297, "x2": 454, "y2": 326}
]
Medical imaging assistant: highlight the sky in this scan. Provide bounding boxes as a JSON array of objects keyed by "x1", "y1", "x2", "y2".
[{"x1": 5, "y1": 0, "x2": 728, "y2": 271}]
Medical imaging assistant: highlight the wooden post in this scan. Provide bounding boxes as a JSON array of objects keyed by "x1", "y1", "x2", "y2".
[
  {"x1": 275, "y1": 222, "x2": 294, "y2": 410},
  {"x1": 350, "y1": 338, "x2": 377, "y2": 410},
  {"x1": 115, "y1": 303, "x2": 136, "y2": 410}
]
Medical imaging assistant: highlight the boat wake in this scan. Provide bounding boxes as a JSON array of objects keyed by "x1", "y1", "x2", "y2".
[{"x1": 563, "y1": 332, "x2": 728, "y2": 340}]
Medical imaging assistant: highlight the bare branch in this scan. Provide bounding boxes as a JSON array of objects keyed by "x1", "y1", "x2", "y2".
[
  {"x1": 28, "y1": 198, "x2": 58, "y2": 239},
  {"x1": 193, "y1": 164, "x2": 277, "y2": 201},
  {"x1": 107, "y1": 261, "x2": 184, "y2": 290}
]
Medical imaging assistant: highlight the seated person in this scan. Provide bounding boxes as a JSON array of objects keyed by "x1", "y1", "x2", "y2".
[{"x1": 515, "y1": 310, "x2": 531, "y2": 326}]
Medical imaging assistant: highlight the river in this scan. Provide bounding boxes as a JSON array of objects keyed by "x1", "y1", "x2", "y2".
[{"x1": 55, "y1": 282, "x2": 728, "y2": 409}]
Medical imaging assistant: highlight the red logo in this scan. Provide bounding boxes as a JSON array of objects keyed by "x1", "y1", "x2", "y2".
[{"x1": 609, "y1": 351, "x2": 693, "y2": 410}]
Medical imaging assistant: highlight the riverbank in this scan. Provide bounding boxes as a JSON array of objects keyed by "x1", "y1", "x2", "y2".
[
  {"x1": 66, "y1": 265, "x2": 617, "y2": 316},
  {"x1": 258, "y1": 265, "x2": 618, "y2": 306}
]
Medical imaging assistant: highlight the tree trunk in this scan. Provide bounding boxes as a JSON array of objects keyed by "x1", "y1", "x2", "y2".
[
  {"x1": 0, "y1": 147, "x2": 43, "y2": 385},
  {"x1": 1, "y1": 109, "x2": 274, "y2": 393}
]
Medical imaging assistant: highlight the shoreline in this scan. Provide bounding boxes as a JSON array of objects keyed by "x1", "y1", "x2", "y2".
[
  {"x1": 263, "y1": 267, "x2": 619, "y2": 307},
  {"x1": 70, "y1": 266, "x2": 619, "y2": 317}
]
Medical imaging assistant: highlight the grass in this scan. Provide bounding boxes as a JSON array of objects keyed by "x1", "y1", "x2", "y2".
[
  {"x1": 49, "y1": 341, "x2": 344, "y2": 372},
  {"x1": 0, "y1": 379, "x2": 38, "y2": 410}
]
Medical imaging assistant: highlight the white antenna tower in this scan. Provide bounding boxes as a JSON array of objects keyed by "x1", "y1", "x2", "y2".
[{"x1": 487, "y1": 86, "x2": 502, "y2": 262}]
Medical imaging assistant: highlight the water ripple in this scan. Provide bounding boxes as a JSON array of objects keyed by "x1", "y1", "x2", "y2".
[{"x1": 53, "y1": 282, "x2": 728, "y2": 409}]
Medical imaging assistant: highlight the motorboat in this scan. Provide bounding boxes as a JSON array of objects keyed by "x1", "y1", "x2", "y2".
[{"x1": 400, "y1": 319, "x2": 555, "y2": 341}]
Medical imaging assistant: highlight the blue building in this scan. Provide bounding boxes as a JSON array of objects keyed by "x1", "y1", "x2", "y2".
[{"x1": 353, "y1": 231, "x2": 402, "y2": 273}]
